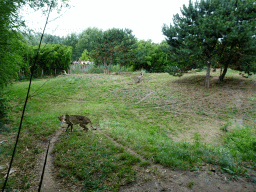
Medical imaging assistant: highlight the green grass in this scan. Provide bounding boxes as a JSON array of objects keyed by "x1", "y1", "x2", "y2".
[
  {"x1": 102, "y1": 120, "x2": 239, "y2": 171},
  {"x1": 1, "y1": 69, "x2": 256, "y2": 190},
  {"x1": 54, "y1": 131, "x2": 140, "y2": 191},
  {"x1": 223, "y1": 126, "x2": 256, "y2": 167}
]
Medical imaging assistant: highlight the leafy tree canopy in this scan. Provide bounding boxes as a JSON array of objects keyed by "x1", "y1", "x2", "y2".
[
  {"x1": 62, "y1": 33, "x2": 79, "y2": 60},
  {"x1": 0, "y1": 0, "x2": 69, "y2": 87},
  {"x1": 132, "y1": 40, "x2": 170, "y2": 72},
  {"x1": 76, "y1": 27, "x2": 103, "y2": 60},
  {"x1": 91, "y1": 28, "x2": 137, "y2": 73},
  {"x1": 0, "y1": 0, "x2": 69, "y2": 128},
  {"x1": 29, "y1": 43, "x2": 72, "y2": 77}
]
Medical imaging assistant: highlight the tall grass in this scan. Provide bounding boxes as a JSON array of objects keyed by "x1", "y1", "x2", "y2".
[
  {"x1": 69, "y1": 64, "x2": 91, "y2": 74},
  {"x1": 69, "y1": 64, "x2": 133, "y2": 74}
]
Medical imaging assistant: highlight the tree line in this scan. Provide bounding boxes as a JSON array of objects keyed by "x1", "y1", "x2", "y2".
[
  {"x1": 1, "y1": 0, "x2": 256, "y2": 87},
  {"x1": 24, "y1": 0, "x2": 256, "y2": 86},
  {"x1": 25, "y1": 28, "x2": 171, "y2": 74}
]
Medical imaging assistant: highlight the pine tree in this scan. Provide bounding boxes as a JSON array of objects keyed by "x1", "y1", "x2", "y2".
[{"x1": 163, "y1": 0, "x2": 256, "y2": 88}]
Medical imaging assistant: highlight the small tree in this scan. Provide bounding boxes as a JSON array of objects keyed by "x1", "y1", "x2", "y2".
[
  {"x1": 132, "y1": 40, "x2": 170, "y2": 73},
  {"x1": 80, "y1": 49, "x2": 92, "y2": 61}
]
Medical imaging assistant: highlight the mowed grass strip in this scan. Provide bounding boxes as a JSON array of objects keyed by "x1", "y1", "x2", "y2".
[{"x1": 1, "y1": 70, "x2": 256, "y2": 190}]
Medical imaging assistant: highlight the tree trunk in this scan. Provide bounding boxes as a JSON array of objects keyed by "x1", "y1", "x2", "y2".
[
  {"x1": 41, "y1": 69, "x2": 43, "y2": 77},
  {"x1": 104, "y1": 58, "x2": 107, "y2": 74},
  {"x1": 118, "y1": 63, "x2": 122, "y2": 75},
  {"x1": 205, "y1": 60, "x2": 211, "y2": 88},
  {"x1": 219, "y1": 65, "x2": 228, "y2": 82},
  {"x1": 218, "y1": 45, "x2": 234, "y2": 83},
  {"x1": 108, "y1": 56, "x2": 112, "y2": 74}
]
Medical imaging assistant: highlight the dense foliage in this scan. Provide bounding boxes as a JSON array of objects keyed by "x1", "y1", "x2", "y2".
[
  {"x1": 76, "y1": 28, "x2": 103, "y2": 60},
  {"x1": 0, "y1": 0, "x2": 69, "y2": 85},
  {"x1": 62, "y1": 33, "x2": 79, "y2": 60},
  {"x1": 132, "y1": 40, "x2": 170, "y2": 72},
  {"x1": 28, "y1": 44, "x2": 72, "y2": 77},
  {"x1": 24, "y1": 28, "x2": 173, "y2": 74}
]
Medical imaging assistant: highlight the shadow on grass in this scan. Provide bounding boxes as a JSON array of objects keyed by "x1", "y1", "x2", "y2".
[{"x1": 172, "y1": 75, "x2": 256, "y2": 90}]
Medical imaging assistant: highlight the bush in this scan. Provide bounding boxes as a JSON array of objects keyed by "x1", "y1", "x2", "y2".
[{"x1": 165, "y1": 65, "x2": 183, "y2": 76}]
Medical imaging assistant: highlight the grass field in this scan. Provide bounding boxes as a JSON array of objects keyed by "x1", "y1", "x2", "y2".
[{"x1": 1, "y1": 69, "x2": 256, "y2": 191}]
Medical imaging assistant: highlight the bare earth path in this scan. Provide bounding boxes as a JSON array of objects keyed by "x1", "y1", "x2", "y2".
[
  {"x1": 29, "y1": 130, "x2": 76, "y2": 192},
  {"x1": 40, "y1": 130, "x2": 71, "y2": 192},
  {"x1": 30, "y1": 128, "x2": 256, "y2": 192}
]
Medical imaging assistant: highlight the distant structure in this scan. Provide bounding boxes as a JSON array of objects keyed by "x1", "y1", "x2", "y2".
[{"x1": 72, "y1": 60, "x2": 94, "y2": 65}]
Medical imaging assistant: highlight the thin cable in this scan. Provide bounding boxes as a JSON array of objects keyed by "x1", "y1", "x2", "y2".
[
  {"x1": 2, "y1": 2, "x2": 53, "y2": 191},
  {"x1": 30, "y1": 78, "x2": 52, "y2": 97},
  {"x1": 38, "y1": 140, "x2": 51, "y2": 192}
]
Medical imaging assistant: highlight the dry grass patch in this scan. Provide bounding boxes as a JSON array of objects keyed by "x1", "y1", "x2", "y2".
[{"x1": 170, "y1": 119, "x2": 223, "y2": 144}]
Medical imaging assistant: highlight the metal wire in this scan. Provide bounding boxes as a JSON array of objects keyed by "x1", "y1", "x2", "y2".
[{"x1": 38, "y1": 140, "x2": 51, "y2": 192}]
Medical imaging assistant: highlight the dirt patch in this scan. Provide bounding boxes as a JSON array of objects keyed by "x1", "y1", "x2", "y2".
[
  {"x1": 162, "y1": 74, "x2": 256, "y2": 141},
  {"x1": 121, "y1": 165, "x2": 256, "y2": 192},
  {"x1": 170, "y1": 119, "x2": 223, "y2": 144},
  {"x1": 40, "y1": 130, "x2": 71, "y2": 192},
  {"x1": 99, "y1": 131, "x2": 256, "y2": 192}
]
